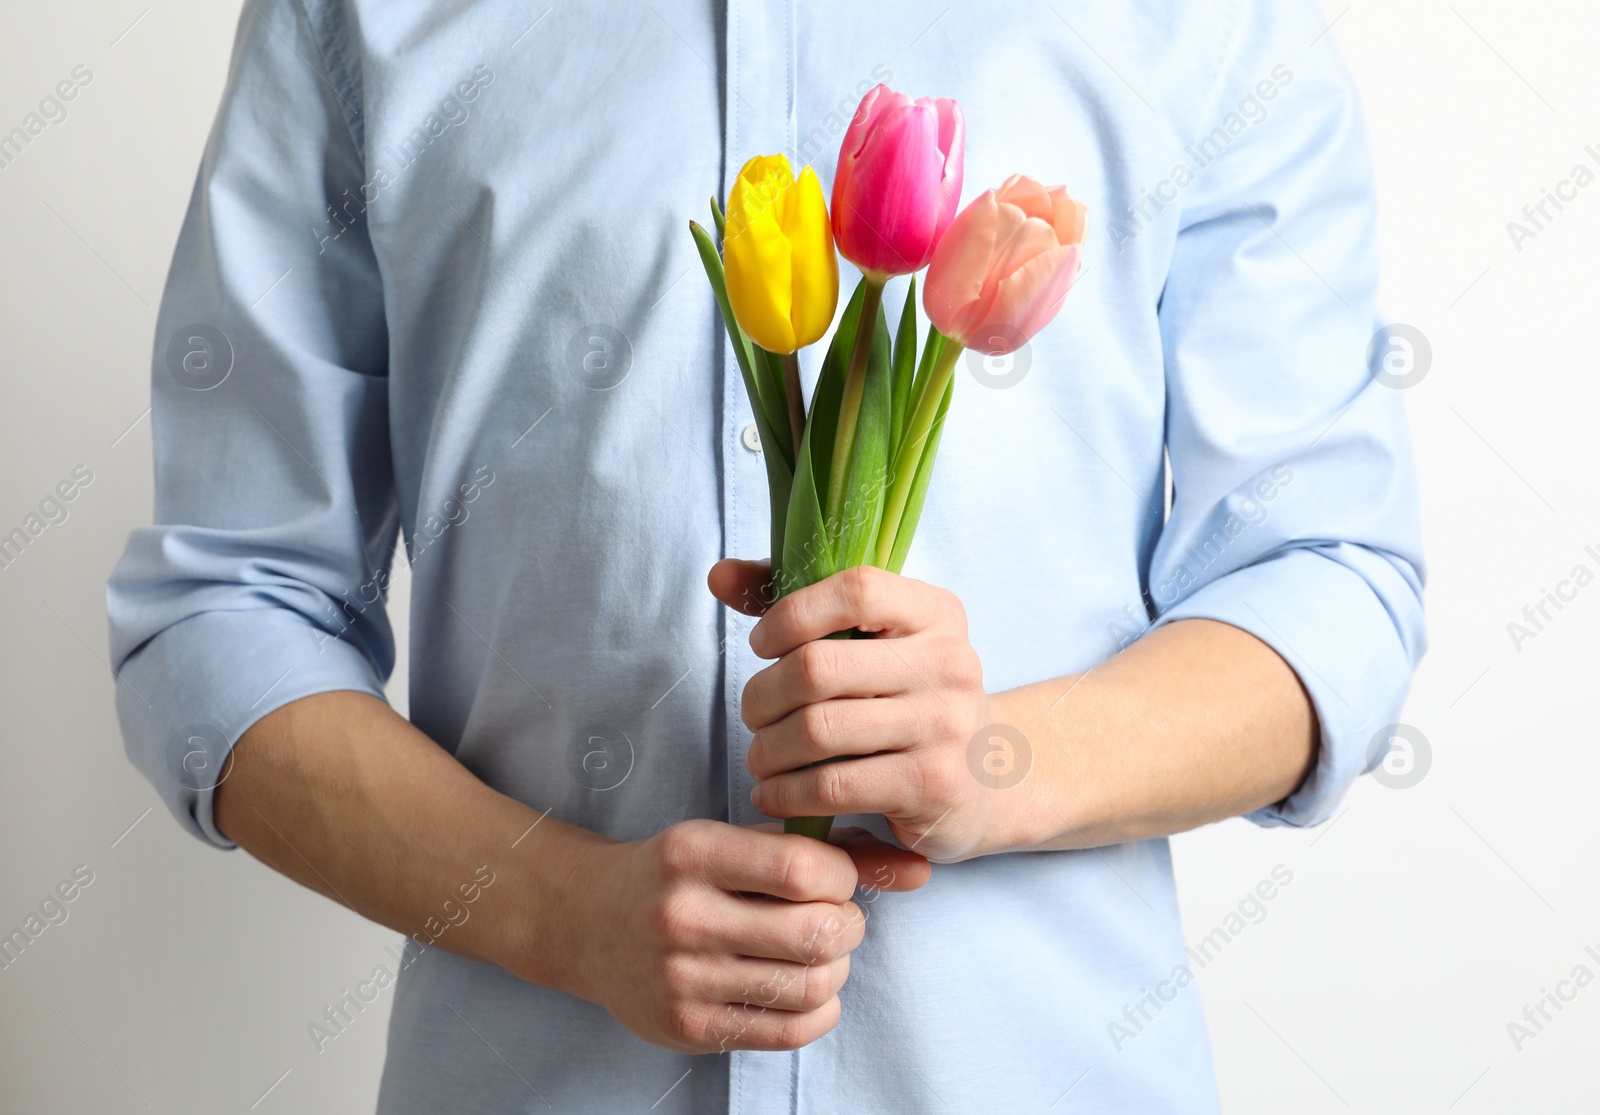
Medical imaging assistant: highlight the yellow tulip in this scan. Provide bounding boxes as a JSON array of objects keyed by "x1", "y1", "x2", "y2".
[{"x1": 723, "y1": 154, "x2": 839, "y2": 354}]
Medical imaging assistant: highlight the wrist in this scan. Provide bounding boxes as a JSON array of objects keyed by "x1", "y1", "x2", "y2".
[
  {"x1": 486, "y1": 817, "x2": 617, "y2": 995},
  {"x1": 979, "y1": 683, "x2": 1102, "y2": 853}
]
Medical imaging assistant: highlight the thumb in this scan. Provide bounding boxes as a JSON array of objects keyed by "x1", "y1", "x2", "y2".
[
  {"x1": 707, "y1": 558, "x2": 774, "y2": 617},
  {"x1": 830, "y1": 826, "x2": 932, "y2": 892}
]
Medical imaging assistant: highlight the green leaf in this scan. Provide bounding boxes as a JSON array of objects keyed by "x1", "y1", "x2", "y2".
[
  {"x1": 832, "y1": 297, "x2": 891, "y2": 570},
  {"x1": 807, "y1": 277, "x2": 868, "y2": 502},
  {"x1": 753, "y1": 346, "x2": 794, "y2": 467},
  {"x1": 779, "y1": 417, "x2": 833, "y2": 599},
  {"x1": 886, "y1": 373, "x2": 954, "y2": 574},
  {"x1": 710, "y1": 195, "x2": 726, "y2": 241},
  {"x1": 888, "y1": 278, "x2": 918, "y2": 465},
  {"x1": 690, "y1": 220, "x2": 792, "y2": 567},
  {"x1": 904, "y1": 325, "x2": 947, "y2": 431}
]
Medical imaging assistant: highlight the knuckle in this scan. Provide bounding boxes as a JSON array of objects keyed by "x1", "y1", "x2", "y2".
[
  {"x1": 920, "y1": 760, "x2": 963, "y2": 808},
  {"x1": 778, "y1": 848, "x2": 819, "y2": 898},
  {"x1": 739, "y1": 681, "x2": 762, "y2": 731},
  {"x1": 796, "y1": 961, "x2": 839, "y2": 1010},
  {"x1": 800, "y1": 701, "x2": 836, "y2": 749},
  {"x1": 842, "y1": 565, "x2": 883, "y2": 617},
  {"x1": 655, "y1": 824, "x2": 700, "y2": 877},
  {"x1": 666, "y1": 1002, "x2": 706, "y2": 1047},
  {"x1": 795, "y1": 641, "x2": 834, "y2": 695},
  {"x1": 923, "y1": 700, "x2": 963, "y2": 742},
  {"x1": 799, "y1": 912, "x2": 840, "y2": 961},
  {"x1": 813, "y1": 761, "x2": 849, "y2": 812},
  {"x1": 658, "y1": 952, "x2": 696, "y2": 996},
  {"x1": 774, "y1": 1011, "x2": 810, "y2": 1050},
  {"x1": 928, "y1": 703, "x2": 960, "y2": 739},
  {"x1": 951, "y1": 645, "x2": 984, "y2": 690},
  {"x1": 649, "y1": 894, "x2": 691, "y2": 944}
]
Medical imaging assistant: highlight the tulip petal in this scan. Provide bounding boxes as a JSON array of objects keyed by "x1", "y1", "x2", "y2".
[
  {"x1": 1048, "y1": 189, "x2": 1089, "y2": 246},
  {"x1": 930, "y1": 98, "x2": 966, "y2": 238},
  {"x1": 726, "y1": 155, "x2": 802, "y2": 353},
  {"x1": 834, "y1": 101, "x2": 946, "y2": 275},
  {"x1": 972, "y1": 243, "x2": 1081, "y2": 354},
  {"x1": 782, "y1": 167, "x2": 839, "y2": 349},
  {"x1": 996, "y1": 174, "x2": 1053, "y2": 223},
  {"x1": 842, "y1": 84, "x2": 906, "y2": 163},
  {"x1": 923, "y1": 190, "x2": 1005, "y2": 339}
]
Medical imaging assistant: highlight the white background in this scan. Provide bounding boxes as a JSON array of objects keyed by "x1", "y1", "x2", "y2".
[{"x1": 1, "y1": 2, "x2": 1596, "y2": 1111}]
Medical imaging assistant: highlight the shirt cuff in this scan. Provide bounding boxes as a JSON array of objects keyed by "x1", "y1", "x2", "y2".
[
  {"x1": 113, "y1": 608, "x2": 388, "y2": 848},
  {"x1": 1149, "y1": 545, "x2": 1418, "y2": 827}
]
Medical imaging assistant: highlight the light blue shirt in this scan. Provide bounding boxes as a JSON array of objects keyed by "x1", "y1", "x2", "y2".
[{"x1": 107, "y1": 1, "x2": 1425, "y2": 1111}]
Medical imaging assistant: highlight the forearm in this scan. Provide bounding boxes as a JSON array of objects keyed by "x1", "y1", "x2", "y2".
[
  {"x1": 990, "y1": 618, "x2": 1317, "y2": 852},
  {"x1": 213, "y1": 691, "x2": 609, "y2": 989}
]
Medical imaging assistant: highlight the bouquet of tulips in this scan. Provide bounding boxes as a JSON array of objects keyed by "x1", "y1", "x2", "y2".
[{"x1": 691, "y1": 85, "x2": 1088, "y2": 839}]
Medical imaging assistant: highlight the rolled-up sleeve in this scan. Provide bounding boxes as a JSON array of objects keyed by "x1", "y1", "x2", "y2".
[
  {"x1": 107, "y1": 0, "x2": 396, "y2": 848},
  {"x1": 1147, "y1": 0, "x2": 1426, "y2": 827}
]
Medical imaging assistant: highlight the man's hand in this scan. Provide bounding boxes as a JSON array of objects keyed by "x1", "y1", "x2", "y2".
[
  {"x1": 218, "y1": 692, "x2": 931, "y2": 1059},
  {"x1": 555, "y1": 819, "x2": 925, "y2": 1053},
  {"x1": 709, "y1": 559, "x2": 1007, "y2": 862},
  {"x1": 711, "y1": 558, "x2": 1321, "y2": 859}
]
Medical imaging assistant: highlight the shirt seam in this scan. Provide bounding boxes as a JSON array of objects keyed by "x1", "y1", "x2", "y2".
[{"x1": 294, "y1": 0, "x2": 366, "y2": 158}]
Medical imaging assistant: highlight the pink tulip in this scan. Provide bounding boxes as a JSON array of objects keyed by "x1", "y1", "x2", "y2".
[
  {"x1": 831, "y1": 84, "x2": 965, "y2": 278},
  {"x1": 923, "y1": 174, "x2": 1088, "y2": 354}
]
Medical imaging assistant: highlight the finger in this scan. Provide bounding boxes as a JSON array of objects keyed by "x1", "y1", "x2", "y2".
[
  {"x1": 747, "y1": 823, "x2": 931, "y2": 893},
  {"x1": 708, "y1": 558, "x2": 775, "y2": 617},
  {"x1": 742, "y1": 637, "x2": 926, "y2": 729},
  {"x1": 828, "y1": 825, "x2": 932, "y2": 892},
  {"x1": 751, "y1": 565, "x2": 959, "y2": 659},
  {"x1": 747, "y1": 698, "x2": 918, "y2": 780},
  {"x1": 713, "y1": 953, "x2": 851, "y2": 1012},
  {"x1": 752, "y1": 753, "x2": 920, "y2": 823},
  {"x1": 714, "y1": 894, "x2": 866, "y2": 965},
  {"x1": 695, "y1": 996, "x2": 842, "y2": 1053},
  {"x1": 674, "y1": 824, "x2": 858, "y2": 904}
]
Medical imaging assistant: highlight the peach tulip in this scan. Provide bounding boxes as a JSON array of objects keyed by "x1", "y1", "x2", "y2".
[
  {"x1": 923, "y1": 174, "x2": 1087, "y2": 354},
  {"x1": 831, "y1": 84, "x2": 964, "y2": 278}
]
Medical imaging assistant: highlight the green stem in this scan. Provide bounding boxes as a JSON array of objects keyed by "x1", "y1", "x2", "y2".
[
  {"x1": 874, "y1": 339, "x2": 963, "y2": 568},
  {"x1": 824, "y1": 275, "x2": 886, "y2": 537},
  {"x1": 782, "y1": 350, "x2": 806, "y2": 465}
]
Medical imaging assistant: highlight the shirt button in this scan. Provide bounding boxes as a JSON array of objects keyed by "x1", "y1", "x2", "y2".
[{"x1": 741, "y1": 423, "x2": 762, "y2": 452}]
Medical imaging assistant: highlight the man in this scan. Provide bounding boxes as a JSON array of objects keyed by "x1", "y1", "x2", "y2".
[{"x1": 107, "y1": 1, "x2": 1424, "y2": 1111}]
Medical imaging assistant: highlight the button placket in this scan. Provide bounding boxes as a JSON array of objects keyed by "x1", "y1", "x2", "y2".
[{"x1": 722, "y1": 1, "x2": 801, "y2": 1112}]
